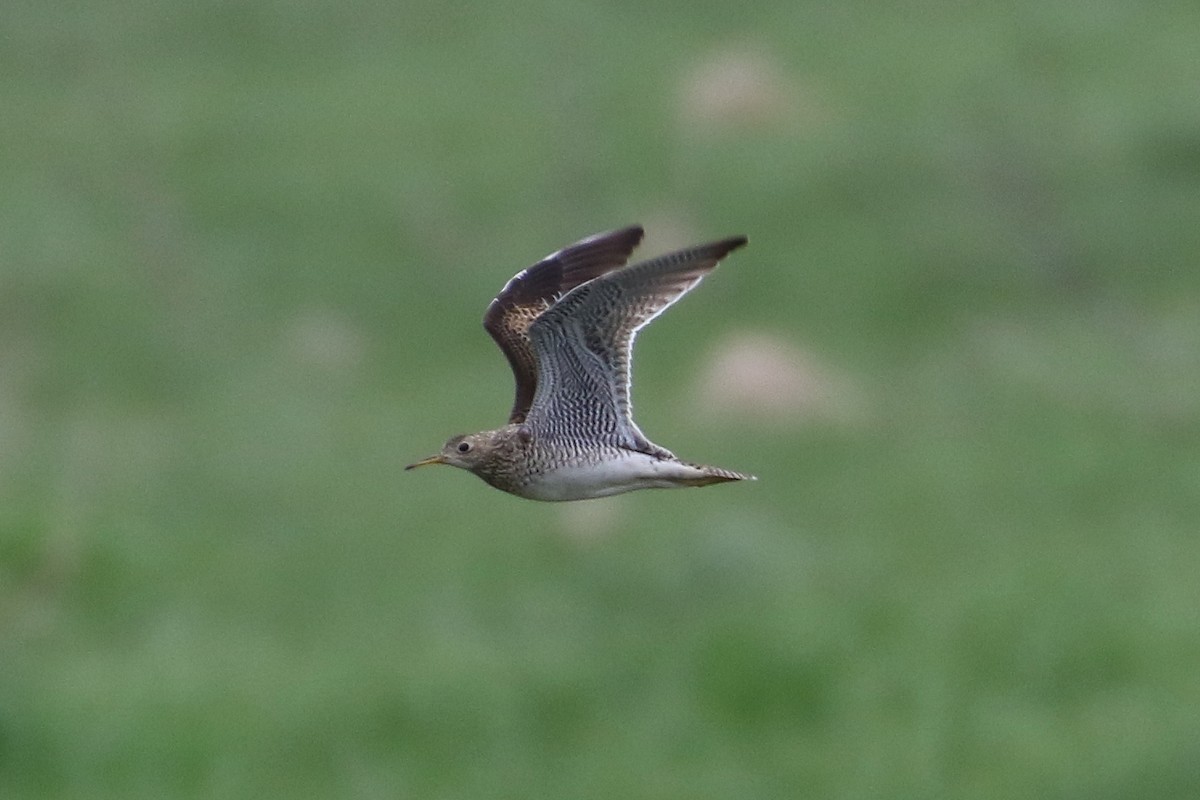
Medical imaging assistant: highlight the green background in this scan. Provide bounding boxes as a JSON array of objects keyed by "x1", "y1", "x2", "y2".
[{"x1": 3, "y1": 1, "x2": 1199, "y2": 797}]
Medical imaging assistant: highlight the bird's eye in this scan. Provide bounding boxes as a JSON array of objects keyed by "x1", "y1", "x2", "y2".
[{"x1": 457, "y1": 441, "x2": 472, "y2": 453}]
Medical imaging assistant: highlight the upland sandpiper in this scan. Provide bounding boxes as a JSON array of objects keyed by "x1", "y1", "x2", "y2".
[{"x1": 406, "y1": 225, "x2": 755, "y2": 500}]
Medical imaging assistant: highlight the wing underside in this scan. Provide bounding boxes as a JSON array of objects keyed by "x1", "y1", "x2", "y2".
[{"x1": 525, "y1": 236, "x2": 748, "y2": 454}]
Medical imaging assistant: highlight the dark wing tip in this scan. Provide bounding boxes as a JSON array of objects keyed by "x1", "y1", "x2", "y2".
[
  {"x1": 711, "y1": 235, "x2": 749, "y2": 257},
  {"x1": 605, "y1": 224, "x2": 646, "y2": 251},
  {"x1": 486, "y1": 224, "x2": 645, "y2": 317},
  {"x1": 666, "y1": 235, "x2": 747, "y2": 270},
  {"x1": 554, "y1": 224, "x2": 645, "y2": 279},
  {"x1": 590, "y1": 223, "x2": 644, "y2": 244}
]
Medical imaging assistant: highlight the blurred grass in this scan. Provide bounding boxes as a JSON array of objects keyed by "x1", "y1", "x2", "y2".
[{"x1": 3, "y1": 0, "x2": 1200, "y2": 798}]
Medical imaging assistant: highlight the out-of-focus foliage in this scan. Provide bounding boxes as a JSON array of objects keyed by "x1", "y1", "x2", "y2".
[{"x1": 2, "y1": 1, "x2": 1199, "y2": 798}]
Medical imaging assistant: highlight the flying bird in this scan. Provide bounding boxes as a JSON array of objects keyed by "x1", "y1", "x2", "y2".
[{"x1": 406, "y1": 225, "x2": 755, "y2": 500}]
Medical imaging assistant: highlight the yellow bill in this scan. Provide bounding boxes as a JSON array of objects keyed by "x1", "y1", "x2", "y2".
[{"x1": 404, "y1": 454, "x2": 446, "y2": 470}]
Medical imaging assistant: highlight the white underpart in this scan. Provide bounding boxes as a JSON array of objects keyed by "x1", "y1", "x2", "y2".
[{"x1": 518, "y1": 452, "x2": 713, "y2": 501}]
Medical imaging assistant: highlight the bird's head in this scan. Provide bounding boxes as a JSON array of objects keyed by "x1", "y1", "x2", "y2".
[{"x1": 405, "y1": 431, "x2": 496, "y2": 473}]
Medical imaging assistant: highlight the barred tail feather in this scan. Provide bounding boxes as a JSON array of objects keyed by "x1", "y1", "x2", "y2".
[{"x1": 678, "y1": 462, "x2": 757, "y2": 487}]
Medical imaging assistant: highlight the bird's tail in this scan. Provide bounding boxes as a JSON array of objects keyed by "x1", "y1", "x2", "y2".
[{"x1": 678, "y1": 462, "x2": 757, "y2": 487}]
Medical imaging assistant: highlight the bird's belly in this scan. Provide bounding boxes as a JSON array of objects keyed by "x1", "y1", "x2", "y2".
[{"x1": 516, "y1": 452, "x2": 702, "y2": 501}]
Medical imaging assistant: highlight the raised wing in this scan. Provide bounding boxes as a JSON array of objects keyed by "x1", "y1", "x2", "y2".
[
  {"x1": 483, "y1": 226, "x2": 644, "y2": 423},
  {"x1": 525, "y1": 235, "x2": 747, "y2": 454}
]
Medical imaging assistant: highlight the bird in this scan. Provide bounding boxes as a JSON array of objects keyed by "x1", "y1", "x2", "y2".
[{"x1": 405, "y1": 225, "x2": 755, "y2": 501}]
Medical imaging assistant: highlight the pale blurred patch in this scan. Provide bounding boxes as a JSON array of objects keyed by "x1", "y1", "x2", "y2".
[
  {"x1": 692, "y1": 331, "x2": 868, "y2": 426},
  {"x1": 678, "y1": 48, "x2": 826, "y2": 134},
  {"x1": 636, "y1": 210, "x2": 700, "y2": 256},
  {"x1": 284, "y1": 308, "x2": 366, "y2": 372}
]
